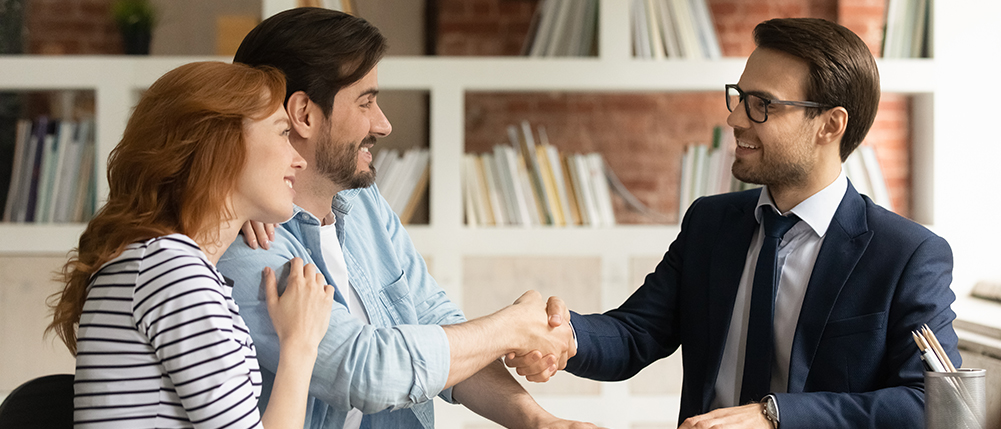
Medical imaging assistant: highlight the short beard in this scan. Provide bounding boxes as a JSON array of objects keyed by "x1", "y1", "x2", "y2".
[
  {"x1": 730, "y1": 131, "x2": 811, "y2": 188},
  {"x1": 315, "y1": 127, "x2": 377, "y2": 190}
]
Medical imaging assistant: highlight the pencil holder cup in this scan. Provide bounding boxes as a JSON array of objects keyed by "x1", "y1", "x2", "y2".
[{"x1": 925, "y1": 368, "x2": 986, "y2": 429}]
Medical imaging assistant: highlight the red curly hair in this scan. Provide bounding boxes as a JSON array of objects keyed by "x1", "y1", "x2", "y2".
[{"x1": 49, "y1": 61, "x2": 286, "y2": 354}]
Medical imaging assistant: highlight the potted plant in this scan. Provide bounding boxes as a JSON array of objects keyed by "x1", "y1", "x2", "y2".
[{"x1": 111, "y1": 0, "x2": 155, "y2": 55}]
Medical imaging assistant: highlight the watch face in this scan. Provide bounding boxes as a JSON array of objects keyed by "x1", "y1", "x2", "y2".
[{"x1": 765, "y1": 396, "x2": 779, "y2": 420}]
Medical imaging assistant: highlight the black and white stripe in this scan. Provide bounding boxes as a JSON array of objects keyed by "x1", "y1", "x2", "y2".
[{"x1": 74, "y1": 234, "x2": 263, "y2": 428}]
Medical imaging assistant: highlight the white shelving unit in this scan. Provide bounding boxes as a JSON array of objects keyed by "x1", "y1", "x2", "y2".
[{"x1": 0, "y1": 1, "x2": 948, "y2": 426}]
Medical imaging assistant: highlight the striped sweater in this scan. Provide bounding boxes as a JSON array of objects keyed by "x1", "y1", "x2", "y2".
[{"x1": 74, "y1": 234, "x2": 263, "y2": 428}]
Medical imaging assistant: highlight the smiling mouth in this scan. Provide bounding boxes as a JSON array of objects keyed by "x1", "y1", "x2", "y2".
[
  {"x1": 736, "y1": 140, "x2": 759, "y2": 150},
  {"x1": 284, "y1": 177, "x2": 294, "y2": 188}
]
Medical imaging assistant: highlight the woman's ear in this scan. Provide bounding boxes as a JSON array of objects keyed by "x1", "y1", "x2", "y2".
[{"x1": 286, "y1": 91, "x2": 315, "y2": 139}]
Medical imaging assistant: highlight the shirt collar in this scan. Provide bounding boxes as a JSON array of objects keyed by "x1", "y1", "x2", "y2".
[
  {"x1": 755, "y1": 170, "x2": 847, "y2": 238},
  {"x1": 333, "y1": 188, "x2": 362, "y2": 214}
]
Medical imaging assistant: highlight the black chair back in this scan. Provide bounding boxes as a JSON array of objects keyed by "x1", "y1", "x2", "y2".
[{"x1": 0, "y1": 374, "x2": 74, "y2": 429}]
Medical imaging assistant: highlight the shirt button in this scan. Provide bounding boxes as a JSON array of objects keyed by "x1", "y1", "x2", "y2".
[{"x1": 306, "y1": 249, "x2": 312, "y2": 255}]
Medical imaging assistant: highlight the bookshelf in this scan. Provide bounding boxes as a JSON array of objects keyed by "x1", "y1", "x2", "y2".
[{"x1": 0, "y1": 0, "x2": 955, "y2": 426}]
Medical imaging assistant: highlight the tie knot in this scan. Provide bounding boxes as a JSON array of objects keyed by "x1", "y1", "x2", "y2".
[{"x1": 761, "y1": 207, "x2": 799, "y2": 239}]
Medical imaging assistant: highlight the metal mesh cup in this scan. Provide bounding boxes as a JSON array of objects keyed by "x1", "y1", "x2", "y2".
[{"x1": 925, "y1": 368, "x2": 987, "y2": 429}]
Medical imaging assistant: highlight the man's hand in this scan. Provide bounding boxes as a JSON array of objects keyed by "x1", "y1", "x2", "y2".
[
  {"x1": 678, "y1": 404, "x2": 773, "y2": 429},
  {"x1": 241, "y1": 220, "x2": 276, "y2": 250},
  {"x1": 505, "y1": 295, "x2": 576, "y2": 382},
  {"x1": 502, "y1": 291, "x2": 575, "y2": 377}
]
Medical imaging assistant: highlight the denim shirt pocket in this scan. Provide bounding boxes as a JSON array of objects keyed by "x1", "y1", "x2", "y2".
[{"x1": 379, "y1": 272, "x2": 419, "y2": 325}]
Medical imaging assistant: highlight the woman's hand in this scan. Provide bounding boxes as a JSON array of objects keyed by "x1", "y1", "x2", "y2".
[
  {"x1": 263, "y1": 257, "x2": 335, "y2": 352},
  {"x1": 242, "y1": 221, "x2": 276, "y2": 250}
]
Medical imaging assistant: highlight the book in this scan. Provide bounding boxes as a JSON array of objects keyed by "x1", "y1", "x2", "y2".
[
  {"x1": 528, "y1": 0, "x2": 561, "y2": 57},
  {"x1": 496, "y1": 145, "x2": 533, "y2": 225},
  {"x1": 518, "y1": 121, "x2": 554, "y2": 225},
  {"x1": 569, "y1": 154, "x2": 599, "y2": 227},
  {"x1": 576, "y1": 0, "x2": 598, "y2": 56},
  {"x1": 536, "y1": 145, "x2": 565, "y2": 225},
  {"x1": 689, "y1": 0, "x2": 721, "y2": 59},
  {"x1": 670, "y1": 0, "x2": 702, "y2": 59},
  {"x1": 480, "y1": 153, "x2": 508, "y2": 225},
  {"x1": 399, "y1": 151, "x2": 429, "y2": 225},
  {"x1": 71, "y1": 135, "x2": 96, "y2": 222},
  {"x1": 843, "y1": 150, "x2": 874, "y2": 200},
  {"x1": 544, "y1": 144, "x2": 575, "y2": 226},
  {"x1": 656, "y1": 0, "x2": 682, "y2": 58},
  {"x1": 3, "y1": 119, "x2": 31, "y2": 222},
  {"x1": 632, "y1": 0, "x2": 653, "y2": 58},
  {"x1": 23, "y1": 117, "x2": 50, "y2": 222},
  {"x1": 545, "y1": 0, "x2": 575, "y2": 56},
  {"x1": 560, "y1": 153, "x2": 583, "y2": 226},
  {"x1": 859, "y1": 145, "x2": 892, "y2": 210},
  {"x1": 644, "y1": 0, "x2": 666, "y2": 59},
  {"x1": 586, "y1": 153, "x2": 616, "y2": 226}
]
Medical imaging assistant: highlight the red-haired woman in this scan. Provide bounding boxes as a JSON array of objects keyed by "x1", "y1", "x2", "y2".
[{"x1": 48, "y1": 61, "x2": 333, "y2": 429}]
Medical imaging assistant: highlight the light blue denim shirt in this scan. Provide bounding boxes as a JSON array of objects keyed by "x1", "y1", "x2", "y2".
[{"x1": 218, "y1": 185, "x2": 465, "y2": 429}]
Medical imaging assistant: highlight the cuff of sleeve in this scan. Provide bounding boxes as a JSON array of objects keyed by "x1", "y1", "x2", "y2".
[{"x1": 394, "y1": 324, "x2": 451, "y2": 406}]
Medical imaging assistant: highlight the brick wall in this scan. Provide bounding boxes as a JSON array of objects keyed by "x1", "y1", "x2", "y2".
[
  {"x1": 25, "y1": 0, "x2": 122, "y2": 54},
  {"x1": 448, "y1": 0, "x2": 913, "y2": 222}
]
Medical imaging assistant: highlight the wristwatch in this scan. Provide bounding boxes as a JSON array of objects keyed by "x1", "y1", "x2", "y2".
[{"x1": 760, "y1": 394, "x2": 780, "y2": 428}]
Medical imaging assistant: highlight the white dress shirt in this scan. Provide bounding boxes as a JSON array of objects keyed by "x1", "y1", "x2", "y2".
[
  {"x1": 320, "y1": 218, "x2": 369, "y2": 429},
  {"x1": 711, "y1": 172, "x2": 847, "y2": 409}
]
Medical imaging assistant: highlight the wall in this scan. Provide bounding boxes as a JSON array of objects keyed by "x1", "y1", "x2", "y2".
[{"x1": 444, "y1": 0, "x2": 912, "y2": 224}]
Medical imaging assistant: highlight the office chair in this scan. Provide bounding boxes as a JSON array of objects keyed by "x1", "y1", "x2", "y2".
[{"x1": 0, "y1": 374, "x2": 73, "y2": 428}]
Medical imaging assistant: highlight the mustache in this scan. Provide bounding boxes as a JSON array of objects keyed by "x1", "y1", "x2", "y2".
[{"x1": 361, "y1": 135, "x2": 377, "y2": 146}]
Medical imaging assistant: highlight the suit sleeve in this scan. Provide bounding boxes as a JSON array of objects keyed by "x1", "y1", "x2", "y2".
[
  {"x1": 565, "y1": 198, "x2": 701, "y2": 380},
  {"x1": 776, "y1": 234, "x2": 960, "y2": 428}
]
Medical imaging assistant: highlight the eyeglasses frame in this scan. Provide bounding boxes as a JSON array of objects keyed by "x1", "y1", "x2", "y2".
[{"x1": 725, "y1": 84, "x2": 833, "y2": 124}]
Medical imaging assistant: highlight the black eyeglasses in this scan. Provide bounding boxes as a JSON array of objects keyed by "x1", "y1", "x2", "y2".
[{"x1": 725, "y1": 84, "x2": 833, "y2": 123}]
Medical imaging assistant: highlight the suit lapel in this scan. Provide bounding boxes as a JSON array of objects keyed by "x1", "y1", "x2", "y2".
[
  {"x1": 787, "y1": 182, "x2": 873, "y2": 393},
  {"x1": 701, "y1": 194, "x2": 758, "y2": 410}
]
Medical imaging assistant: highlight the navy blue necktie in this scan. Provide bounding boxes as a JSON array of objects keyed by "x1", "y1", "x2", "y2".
[{"x1": 739, "y1": 207, "x2": 799, "y2": 404}]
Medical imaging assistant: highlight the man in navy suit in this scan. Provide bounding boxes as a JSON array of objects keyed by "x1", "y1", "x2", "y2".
[{"x1": 509, "y1": 18, "x2": 959, "y2": 429}]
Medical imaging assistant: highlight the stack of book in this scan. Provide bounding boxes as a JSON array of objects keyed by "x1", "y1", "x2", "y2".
[
  {"x1": 678, "y1": 126, "x2": 746, "y2": 218},
  {"x1": 522, "y1": 0, "x2": 599, "y2": 57},
  {"x1": 2, "y1": 117, "x2": 97, "y2": 223},
  {"x1": 463, "y1": 121, "x2": 616, "y2": 227},
  {"x1": 373, "y1": 147, "x2": 429, "y2": 225},
  {"x1": 882, "y1": 0, "x2": 932, "y2": 58},
  {"x1": 633, "y1": 0, "x2": 721, "y2": 59}
]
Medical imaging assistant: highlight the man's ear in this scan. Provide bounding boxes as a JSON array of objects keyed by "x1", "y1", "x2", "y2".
[
  {"x1": 817, "y1": 106, "x2": 848, "y2": 146},
  {"x1": 287, "y1": 91, "x2": 317, "y2": 139}
]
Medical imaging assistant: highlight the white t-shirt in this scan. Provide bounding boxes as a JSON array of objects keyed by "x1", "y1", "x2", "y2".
[{"x1": 319, "y1": 217, "x2": 369, "y2": 428}]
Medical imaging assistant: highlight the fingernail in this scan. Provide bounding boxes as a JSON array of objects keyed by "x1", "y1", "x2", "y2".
[
  {"x1": 249, "y1": 241, "x2": 257, "y2": 249},
  {"x1": 550, "y1": 314, "x2": 562, "y2": 324}
]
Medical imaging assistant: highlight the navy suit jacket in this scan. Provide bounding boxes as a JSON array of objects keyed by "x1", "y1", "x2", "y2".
[{"x1": 566, "y1": 182, "x2": 959, "y2": 428}]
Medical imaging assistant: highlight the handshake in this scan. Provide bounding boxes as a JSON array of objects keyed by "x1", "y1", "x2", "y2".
[{"x1": 499, "y1": 291, "x2": 576, "y2": 383}]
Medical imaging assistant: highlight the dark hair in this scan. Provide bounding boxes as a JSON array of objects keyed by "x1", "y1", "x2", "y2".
[
  {"x1": 234, "y1": 7, "x2": 388, "y2": 117},
  {"x1": 49, "y1": 62, "x2": 286, "y2": 354},
  {"x1": 754, "y1": 18, "x2": 880, "y2": 162}
]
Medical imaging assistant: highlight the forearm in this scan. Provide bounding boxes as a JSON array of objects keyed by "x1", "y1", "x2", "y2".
[
  {"x1": 262, "y1": 342, "x2": 319, "y2": 429},
  {"x1": 442, "y1": 308, "x2": 524, "y2": 388},
  {"x1": 775, "y1": 387, "x2": 924, "y2": 428},
  {"x1": 452, "y1": 360, "x2": 553, "y2": 428}
]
